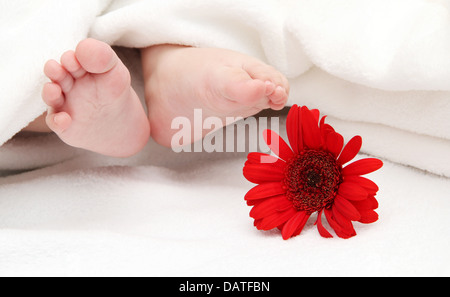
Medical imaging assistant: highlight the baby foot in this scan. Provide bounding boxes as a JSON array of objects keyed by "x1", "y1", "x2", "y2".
[
  {"x1": 42, "y1": 39, "x2": 150, "y2": 157},
  {"x1": 142, "y1": 45, "x2": 289, "y2": 147}
]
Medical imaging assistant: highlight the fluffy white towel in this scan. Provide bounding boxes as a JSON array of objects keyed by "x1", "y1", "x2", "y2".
[
  {"x1": 1, "y1": 1, "x2": 450, "y2": 277},
  {"x1": 0, "y1": 0, "x2": 108, "y2": 146},
  {"x1": 0, "y1": 136, "x2": 449, "y2": 276},
  {"x1": 1, "y1": 0, "x2": 450, "y2": 177}
]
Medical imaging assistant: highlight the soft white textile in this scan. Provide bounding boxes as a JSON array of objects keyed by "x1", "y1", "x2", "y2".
[
  {"x1": 0, "y1": 0, "x2": 109, "y2": 148},
  {"x1": 1, "y1": 0, "x2": 450, "y2": 175},
  {"x1": 0, "y1": 141, "x2": 449, "y2": 277},
  {"x1": 0, "y1": 0, "x2": 449, "y2": 276}
]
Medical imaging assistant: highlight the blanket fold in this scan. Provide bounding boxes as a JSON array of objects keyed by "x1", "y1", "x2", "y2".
[{"x1": 1, "y1": 0, "x2": 449, "y2": 177}]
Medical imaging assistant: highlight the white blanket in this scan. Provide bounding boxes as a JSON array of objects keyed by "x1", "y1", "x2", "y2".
[{"x1": 0, "y1": 0, "x2": 449, "y2": 276}]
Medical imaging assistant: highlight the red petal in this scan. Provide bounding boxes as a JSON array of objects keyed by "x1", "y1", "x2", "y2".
[
  {"x1": 256, "y1": 207, "x2": 297, "y2": 231},
  {"x1": 249, "y1": 196, "x2": 292, "y2": 220},
  {"x1": 301, "y1": 106, "x2": 322, "y2": 150},
  {"x1": 324, "y1": 208, "x2": 340, "y2": 232},
  {"x1": 253, "y1": 219, "x2": 261, "y2": 227},
  {"x1": 245, "y1": 182, "x2": 286, "y2": 201},
  {"x1": 310, "y1": 109, "x2": 320, "y2": 123},
  {"x1": 325, "y1": 208, "x2": 356, "y2": 239},
  {"x1": 286, "y1": 105, "x2": 302, "y2": 154},
  {"x1": 342, "y1": 158, "x2": 383, "y2": 176},
  {"x1": 263, "y1": 129, "x2": 294, "y2": 162},
  {"x1": 343, "y1": 176, "x2": 379, "y2": 195},
  {"x1": 352, "y1": 195, "x2": 379, "y2": 211},
  {"x1": 324, "y1": 208, "x2": 351, "y2": 239},
  {"x1": 319, "y1": 116, "x2": 332, "y2": 145},
  {"x1": 296, "y1": 107, "x2": 304, "y2": 153},
  {"x1": 281, "y1": 211, "x2": 309, "y2": 240},
  {"x1": 321, "y1": 123, "x2": 335, "y2": 135},
  {"x1": 246, "y1": 152, "x2": 283, "y2": 166},
  {"x1": 316, "y1": 210, "x2": 333, "y2": 238},
  {"x1": 332, "y1": 205, "x2": 356, "y2": 237},
  {"x1": 243, "y1": 163, "x2": 285, "y2": 184},
  {"x1": 368, "y1": 195, "x2": 379, "y2": 209},
  {"x1": 359, "y1": 210, "x2": 379, "y2": 224},
  {"x1": 319, "y1": 116, "x2": 327, "y2": 133},
  {"x1": 338, "y1": 136, "x2": 362, "y2": 165},
  {"x1": 338, "y1": 182, "x2": 368, "y2": 201},
  {"x1": 243, "y1": 162, "x2": 284, "y2": 174},
  {"x1": 333, "y1": 195, "x2": 361, "y2": 221},
  {"x1": 326, "y1": 132, "x2": 344, "y2": 158}
]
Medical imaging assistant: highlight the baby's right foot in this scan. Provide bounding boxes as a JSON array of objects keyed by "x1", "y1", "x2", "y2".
[
  {"x1": 142, "y1": 45, "x2": 290, "y2": 148},
  {"x1": 42, "y1": 39, "x2": 150, "y2": 157}
]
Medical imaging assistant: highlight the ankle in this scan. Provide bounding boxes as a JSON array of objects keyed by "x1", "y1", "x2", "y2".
[{"x1": 141, "y1": 44, "x2": 191, "y2": 74}]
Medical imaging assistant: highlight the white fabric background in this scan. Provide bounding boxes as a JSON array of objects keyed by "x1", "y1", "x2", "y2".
[{"x1": 0, "y1": 0, "x2": 449, "y2": 276}]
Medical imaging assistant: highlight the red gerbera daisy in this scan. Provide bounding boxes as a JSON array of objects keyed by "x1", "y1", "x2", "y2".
[{"x1": 243, "y1": 105, "x2": 383, "y2": 239}]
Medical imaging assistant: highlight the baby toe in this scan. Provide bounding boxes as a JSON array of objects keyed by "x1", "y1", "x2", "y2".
[
  {"x1": 42, "y1": 82, "x2": 64, "y2": 109},
  {"x1": 46, "y1": 112, "x2": 72, "y2": 134},
  {"x1": 75, "y1": 38, "x2": 118, "y2": 74},
  {"x1": 61, "y1": 50, "x2": 86, "y2": 79},
  {"x1": 264, "y1": 81, "x2": 276, "y2": 96},
  {"x1": 44, "y1": 59, "x2": 74, "y2": 93},
  {"x1": 268, "y1": 86, "x2": 288, "y2": 106}
]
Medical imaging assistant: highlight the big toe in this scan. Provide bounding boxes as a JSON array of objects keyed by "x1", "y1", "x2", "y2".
[{"x1": 75, "y1": 38, "x2": 118, "y2": 74}]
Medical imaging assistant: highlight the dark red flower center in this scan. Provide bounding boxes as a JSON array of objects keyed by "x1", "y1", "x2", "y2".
[{"x1": 284, "y1": 150, "x2": 342, "y2": 214}]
